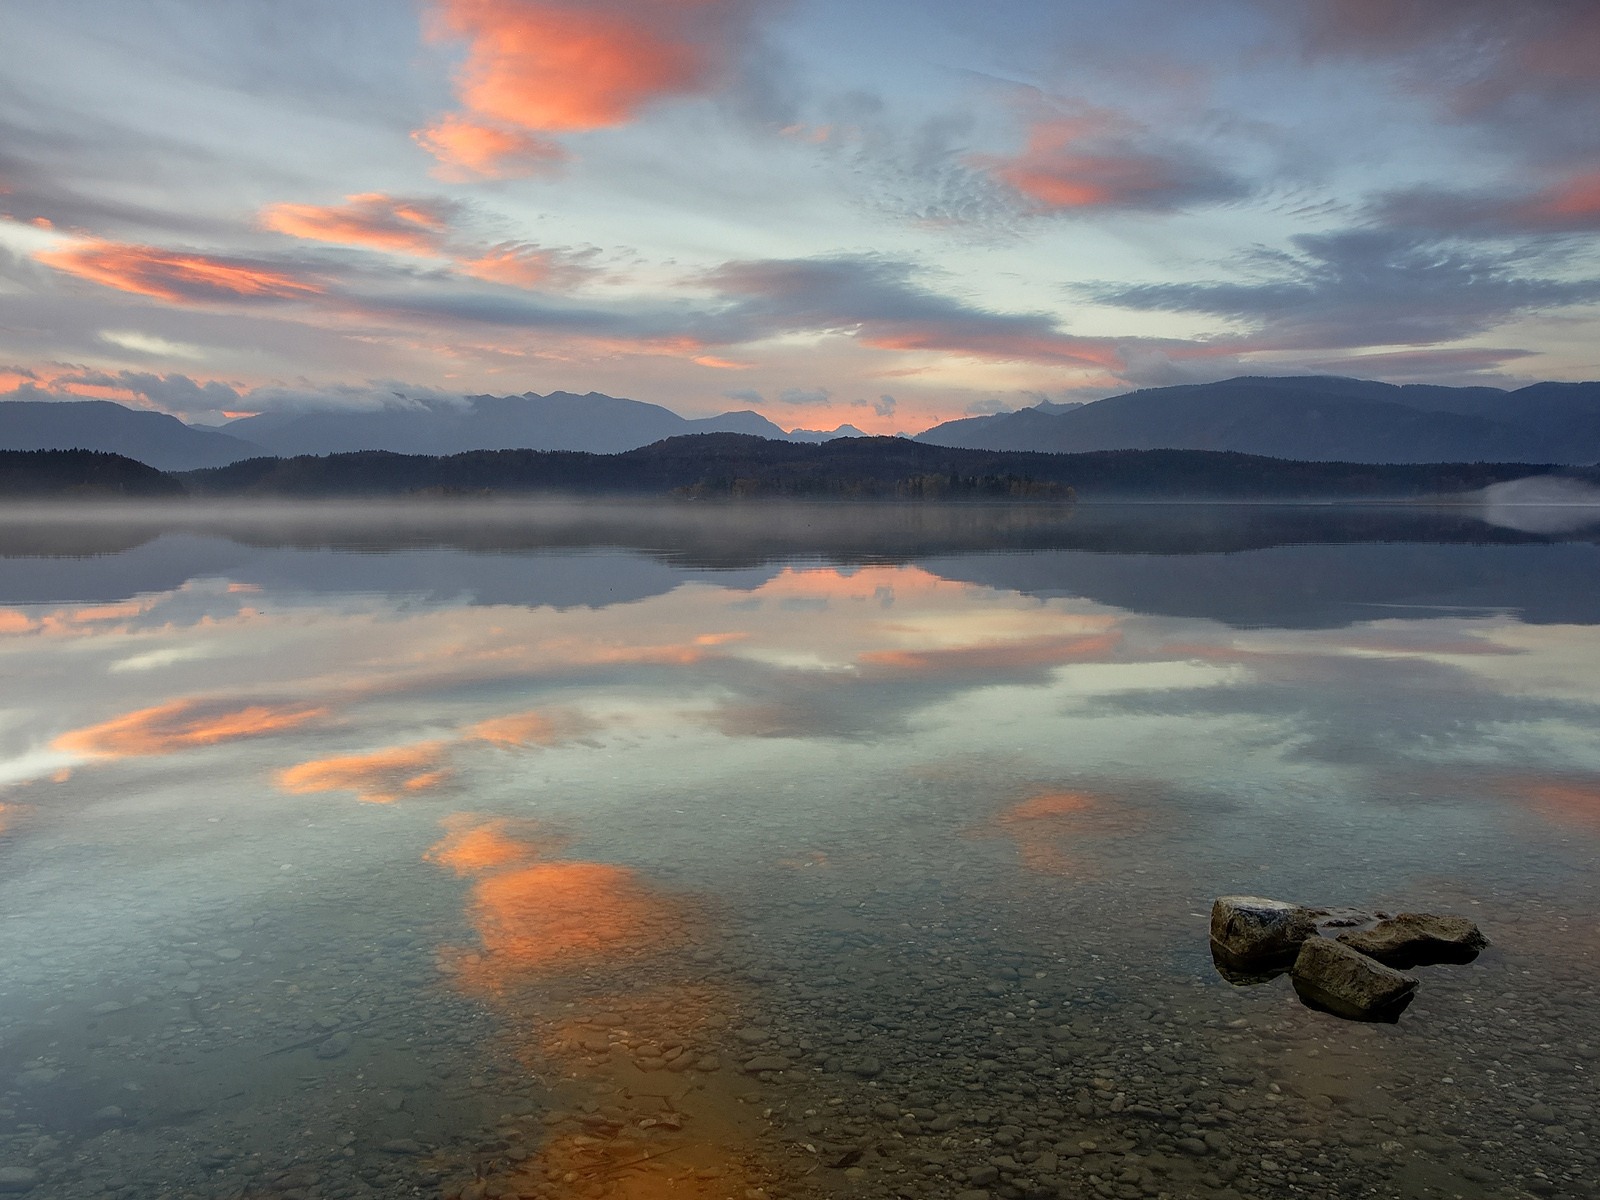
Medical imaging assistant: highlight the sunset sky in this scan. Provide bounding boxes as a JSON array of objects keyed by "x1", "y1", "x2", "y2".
[{"x1": 3, "y1": 0, "x2": 1599, "y2": 433}]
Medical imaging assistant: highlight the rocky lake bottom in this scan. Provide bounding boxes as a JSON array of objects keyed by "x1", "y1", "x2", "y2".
[{"x1": 1, "y1": 502, "x2": 1597, "y2": 1200}]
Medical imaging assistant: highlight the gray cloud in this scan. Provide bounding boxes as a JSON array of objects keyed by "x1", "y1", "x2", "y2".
[
  {"x1": 964, "y1": 397, "x2": 1012, "y2": 416},
  {"x1": 702, "y1": 254, "x2": 1123, "y2": 365},
  {"x1": 56, "y1": 369, "x2": 241, "y2": 412},
  {"x1": 1085, "y1": 228, "x2": 1600, "y2": 352},
  {"x1": 1277, "y1": 0, "x2": 1600, "y2": 161},
  {"x1": 1371, "y1": 182, "x2": 1600, "y2": 237},
  {"x1": 778, "y1": 386, "x2": 831, "y2": 406}
]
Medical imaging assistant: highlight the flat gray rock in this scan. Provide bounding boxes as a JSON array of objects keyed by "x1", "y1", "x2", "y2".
[
  {"x1": 1210, "y1": 896, "x2": 1317, "y2": 974},
  {"x1": 0, "y1": 1167, "x2": 39, "y2": 1193},
  {"x1": 1338, "y1": 912, "x2": 1487, "y2": 968},
  {"x1": 1291, "y1": 937, "x2": 1418, "y2": 1022}
]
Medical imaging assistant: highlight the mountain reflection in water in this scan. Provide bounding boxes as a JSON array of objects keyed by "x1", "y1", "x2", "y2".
[{"x1": 0, "y1": 501, "x2": 1596, "y2": 1200}]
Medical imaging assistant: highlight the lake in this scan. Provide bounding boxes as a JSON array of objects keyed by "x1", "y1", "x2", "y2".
[{"x1": 1, "y1": 500, "x2": 1597, "y2": 1200}]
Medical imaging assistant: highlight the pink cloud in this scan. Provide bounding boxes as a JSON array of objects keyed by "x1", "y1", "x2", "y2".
[
  {"x1": 36, "y1": 239, "x2": 326, "y2": 304},
  {"x1": 412, "y1": 113, "x2": 569, "y2": 180},
  {"x1": 969, "y1": 101, "x2": 1241, "y2": 216},
  {"x1": 416, "y1": 0, "x2": 766, "y2": 177},
  {"x1": 260, "y1": 193, "x2": 458, "y2": 256},
  {"x1": 458, "y1": 241, "x2": 601, "y2": 288}
]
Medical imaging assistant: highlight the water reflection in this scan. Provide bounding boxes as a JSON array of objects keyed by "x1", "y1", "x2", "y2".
[
  {"x1": 54, "y1": 697, "x2": 329, "y2": 758},
  {"x1": 0, "y1": 503, "x2": 1597, "y2": 1200}
]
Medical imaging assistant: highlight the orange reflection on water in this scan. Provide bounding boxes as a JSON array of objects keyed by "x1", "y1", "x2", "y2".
[
  {"x1": 455, "y1": 859, "x2": 685, "y2": 991},
  {"x1": 424, "y1": 817, "x2": 786, "y2": 1199},
  {"x1": 982, "y1": 788, "x2": 1147, "y2": 878},
  {"x1": 276, "y1": 740, "x2": 450, "y2": 804},
  {"x1": 429, "y1": 818, "x2": 690, "y2": 992},
  {"x1": 861, "y1": 629, "x2": 1122, "y2": 675},
  {"x1": 1501, "y1": 775, "x2": 1600, "y2": 831},
  {"x1": 54, "y1": 698, "x2": 329, "y2": 758},
  {"x1": 467, "y1": 706, "x2": 598, "y2": 748},
  {"x1": 424, "y1": 814, "x2": 566, "y2": 875}
]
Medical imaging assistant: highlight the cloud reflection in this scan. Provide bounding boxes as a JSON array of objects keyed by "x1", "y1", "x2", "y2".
[
  {"x1": 54, "y1": 698, "x2": 329, "y2": 758},
  {"x1": 428, "y1": 817, "x2": 690, "y2": 992},
  {"x1": 1494, "y1": 774, "x2": 1600, "y2": 832},
  {"x1": 276, "y1": 741, "x2": 452, "y2": 804},
  {"x1": 466, "y1": 707, "x2": 599, "y2": 748},
  {"x1": 979, "y1": 788, "x2": 1151, "y2": 879}
]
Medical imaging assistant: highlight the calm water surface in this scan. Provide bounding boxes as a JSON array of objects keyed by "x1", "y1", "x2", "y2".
[{"x1": 1, "y1": 501, "x2": 1598, "y2": 1200}]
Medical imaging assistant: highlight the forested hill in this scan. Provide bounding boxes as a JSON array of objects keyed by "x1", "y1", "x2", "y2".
[
  {"x1": 177, "y1": 434, "x2": 1580, "y2": 500},
  {"x1": 0, "y1": 449, "x2": 186, "y2": 497},
  {"x1": 3, "y1": 436, "x2": 1588, "y2": 502}
]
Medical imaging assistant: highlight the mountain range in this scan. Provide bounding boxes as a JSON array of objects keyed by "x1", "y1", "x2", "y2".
[
  {"x1": 0, "y1": 400, "x2": 259, "y2": 471},
  {"x1": 0, "y1": 391, "x2": 869, "y2": 471},
  {"x1": 4, "y1": 375, "x2": 1600, "y2": 470},
  {"x1": 916, "y1": 376, "x2": 1600, "y2": 463}
]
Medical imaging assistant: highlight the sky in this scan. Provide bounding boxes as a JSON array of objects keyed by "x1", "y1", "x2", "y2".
[{"x1": 2, "y1": 0, "x2": 1599, "y2": 434}]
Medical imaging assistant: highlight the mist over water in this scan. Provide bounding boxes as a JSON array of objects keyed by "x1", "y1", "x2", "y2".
[
  {"x1": 1477, "y1": 475, "x2": 1600, "y2": 534},
  {"x1": 0, "y1": 502, "x2": 1597, "y2": 1200}
]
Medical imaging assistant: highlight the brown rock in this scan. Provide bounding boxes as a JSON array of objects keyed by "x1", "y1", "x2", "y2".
[
  {"x1": 1337, "y1": 913, "x2": 1487, "y2": 968},
  {"x1": 1290, "y1": 936, "x2": 1417, "y2": 1022},
  {"x1": 1210, "y1": 896, "x2": 1317, "y2": 976}
]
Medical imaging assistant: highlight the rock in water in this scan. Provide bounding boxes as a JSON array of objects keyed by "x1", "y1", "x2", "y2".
[
  {"x1": 1210, "y1": 896, "x2": 1317, "y2": 976},
  {"x1": 1337, "y1": 912, "x2": 1488, "y2": 968},
  {"x1": 0, "y1": 1167, "x2": 39, "y2": 1193},
  {"x1": 314, "y1": 1032, "x2": 352, "y2": 1060},
  {"x1": 1290, "y1": 937, "x2": 1418, "y2": 1022}
]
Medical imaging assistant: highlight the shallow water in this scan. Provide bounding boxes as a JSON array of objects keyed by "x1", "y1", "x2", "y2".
[{"x1": 1, "y1": 500, "x2": 1597, "y2": 1200}]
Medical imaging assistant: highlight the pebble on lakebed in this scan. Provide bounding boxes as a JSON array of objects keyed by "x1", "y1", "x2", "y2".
[{"x1": 1210, "y1": 894, "x2": 1488, "y2": 1022}]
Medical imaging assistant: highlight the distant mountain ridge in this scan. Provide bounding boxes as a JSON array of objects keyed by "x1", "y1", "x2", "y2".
[
  {"x1": 0, "y1": 400, "x2": 260, "y2": 471},
  {"x1": 7, "y1": 375, "x2": 1600, "y2": 470},
  {"x1": 0, "y1": 391, "x2": 869, "y2": 469},
  {"x1": 218, "y1": 391, "x2": 799, "y2": 458},
  {"x1": 917, "y1": 376, "x2": 1600, "y2": 464}
]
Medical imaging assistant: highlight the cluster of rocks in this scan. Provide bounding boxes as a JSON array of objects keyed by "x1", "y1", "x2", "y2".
[{"x1": 1209, "y1": 896, "x2": 1489, "y2": 1022}]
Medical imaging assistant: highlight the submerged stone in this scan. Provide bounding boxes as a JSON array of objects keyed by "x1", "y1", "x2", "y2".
[
  {"x1": 0, "y1": 1167, "x2": 39, "y2": 1193},
  {"x1": 1290, "y1": 937, "x2": 1418, "y2": 1022},
  {"x1": 1337, "y1": 912, "x2": 1488, "y2": 968},
  {"x1": 1209, "y1": 896, "x2": 1317, "y2": 976}
]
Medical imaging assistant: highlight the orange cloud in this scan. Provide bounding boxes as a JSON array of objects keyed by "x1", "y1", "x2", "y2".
[
  {"x1": 0, "y1": 612, "x2": 32, "y2": 635},
  {"x1": 261, "y1": 193, "x2": 455, "y2": 256},
  {"x1": 68, "y1": 601, "x2": 147, "y2": 624},
  {"x1": 417, "y1": 0, "x2": 762, "y2": 176},
  {"x1": 54, "y1": 698, "x2": 328, "y2": 758},
  {"x1": 276, "y1": 741, "x2": 451, "y2": 804},
  {"x1": 411, "y1": 114, "x2": 568, "y2": 179},
  {"x1": 36, "y1": 239, "x2": 325, "y2": 304},
  {"x1": 457, "y1": 241, "x2": 599, "y2": 288},
  {"x1": 467, "y1": 707, "x2": 599, "y2": 748}
]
